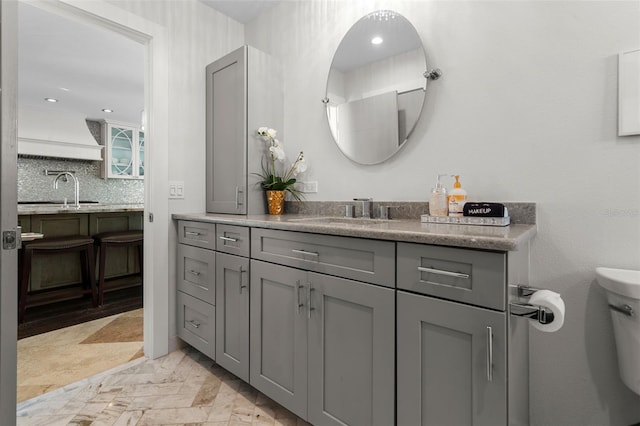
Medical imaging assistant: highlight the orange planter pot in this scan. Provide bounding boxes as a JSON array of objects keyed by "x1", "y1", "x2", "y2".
[{"x1": 266, "y1": 190, "x2": 285, "y2": 215}]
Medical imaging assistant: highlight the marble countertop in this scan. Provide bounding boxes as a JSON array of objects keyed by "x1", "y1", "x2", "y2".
[
  {"x1": 173, "y1": 212, "x2": 537, "y2": 251},
  {"x1": 18, "y1": 203, "x2": 144, "y2": 215}
]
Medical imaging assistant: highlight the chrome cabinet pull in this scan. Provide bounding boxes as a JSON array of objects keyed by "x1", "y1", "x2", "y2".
[
  {"x1": 187, "y1": 319, "x2": 201, "y2": 329},
  {"x1": 219, "y1": 235, "x2": 238, "y2": 243},
  {"x1": 609, "y1": 303, "x2": 634, "y2": 317},
  {"x1": 185, "y1": 231, "x2": 201, "y2": 237},
  {"x1": 292, "y1": 249, "x2": 319, "y2": 258},
  {"x1": 188, "y1": 270, "x2": 201, "y2": 276},
  {"x1": 295, "y1": 280, "x2": 304, "y2": 314},
  {"x1": 486, "y1": 326, "x2": 493, "y2": 382},
  {"x1": 418, "y1": 266, "x2": 470, "y2": 279},
  {"x1": 235, "y1": 187, "x2": 243, "y2": 209},
  {"x1": 238, "y1": 265, "x2": 247, "y2": 294},
  {"x1": 307, "y1": 284, "x2": 315, "y2": 319}
]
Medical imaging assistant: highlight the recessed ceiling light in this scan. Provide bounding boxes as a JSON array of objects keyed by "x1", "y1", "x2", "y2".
[
  {"x1": 371, "y1": 36, "x2": 383, "y2": 45},
  {"x1": 102, "y1": 108, "x2": 114, "y2": 113},
  {"x1": 59, "y1": 87, "x2": 70, "y2": 92},
  {"x1": 44, "y1": 98, "x2": 58, "y2": 103}
]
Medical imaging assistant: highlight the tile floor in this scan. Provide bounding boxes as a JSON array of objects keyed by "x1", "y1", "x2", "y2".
[
  {"x1": 17, "y1": 309, "x2": 144, "y2": 403},
  {"x1": 16, "y1": 309, "x2": 309, "y2": 425}
]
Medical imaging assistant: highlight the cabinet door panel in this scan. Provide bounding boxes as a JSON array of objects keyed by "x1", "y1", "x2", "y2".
[
  {"x1": 250, "y1": 260, "x2": 307, "y2": 419},
  {"x1": 308, "y1": 273, "x2": 395, "y2": 426},
  {"x1": 397, "y1": 291, "x2": 506, "y2": 426},
  {"x1": 215, "y1": 252, "x2": 249, "y2": 381},
  {"x1": 206, "y1": 47, "x2": 246, "y2": 214}
]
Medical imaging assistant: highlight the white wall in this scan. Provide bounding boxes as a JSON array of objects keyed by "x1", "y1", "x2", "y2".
[
  {"x1": 106, "y1": 0, "x2": 244, "y2": 341},
  {"x1": 245, "y1": 1, "x2": 640, "y2": 425}
]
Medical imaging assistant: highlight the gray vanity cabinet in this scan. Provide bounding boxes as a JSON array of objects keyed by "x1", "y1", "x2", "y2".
[
  {"x1": 249, "y1": 260, "x2": 308, "y2": 419},
  {"x1": 397, "y1": 291, "x2": 507, "y2": 426},
  {"x1": 176, "y1": 221, "x2": 217, "y2": 359},
  {"x1": 250, "y1": 259, "x2": 395, "y2": 425},
  {"x1": 205, "y1": 45, "x2": 282, "y2": 215}
]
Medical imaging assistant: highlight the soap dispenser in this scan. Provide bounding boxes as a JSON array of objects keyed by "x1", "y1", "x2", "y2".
[
  {"x1": 448, "y1": 175, "x2": 468, "y2": 217},
  {"x1": 429, "y1": 174, "x2": 448, "y2": 216}
]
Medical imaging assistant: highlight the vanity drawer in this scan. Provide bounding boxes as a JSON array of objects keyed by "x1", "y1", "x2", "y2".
[
  {"x1": 177, "y1": 291, "x2": 215, "y2": 359},
  {"x1": 251, "y1": 228, "x2": 395, "y2": 287},
  {"x1": 397, "y1": 242, "x2": 506, "y2": 311},
  {"x1": 178, "y1": 220, "x2": 216, "y2": 250},
  {"x1": 216, "y1": 224, "x2": 250, "y2": 257},
  {"x1": 177, "y1": 244, "x2": 216, "y2": 304}
]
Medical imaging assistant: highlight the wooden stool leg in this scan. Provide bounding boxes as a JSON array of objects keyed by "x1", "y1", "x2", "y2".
[
  {"x1": 86, "y1": 244, "x2": 97, "y2": 307},
  {"x1": 98, "y1": 242, "x2": 107, "y2": 306},
  {"x1": 18, "y1": 248, "x2": 32, "y2": 324},
  {"x1": 138, "y1": 242, "x2": 143, "y2": 284}
]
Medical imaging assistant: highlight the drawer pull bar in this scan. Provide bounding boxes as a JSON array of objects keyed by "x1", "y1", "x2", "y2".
[
  {"x1": 188, "y1": 270, "x2": 201, "y2": 276},
  {"x1": 295, "y1": 280, "x2": 304, "y2": 314},
  {"x1": 292, "y1": 249, "x2": 319, "y2": 258},
  {"x1": 486, "y1": 326, "x2": 493, "y2": 382},
  {"x1": 219, "y1": 236, "x2": 238, "y2": 243},
  {"x1": 418, "y1": 266, "x2": 469, "y2": 279},
  {"x1": 185, "y1": 231, "x2": 201, "y2": 237},
  {"x1": 187, "y1": 319, "x2": 201, "y2": 329}
]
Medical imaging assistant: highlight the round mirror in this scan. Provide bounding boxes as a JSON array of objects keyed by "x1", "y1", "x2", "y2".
[{"x1": 325, "y1": 10, "x2": 429, "y2": 165}]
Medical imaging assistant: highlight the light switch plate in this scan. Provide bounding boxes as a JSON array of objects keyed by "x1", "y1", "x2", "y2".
[
  {"x1": 169, "y1": 181, "x2": 184, "y2": 199},
  {"x1": 298, "y1": 181, "x2": 318, "y2": 193}
]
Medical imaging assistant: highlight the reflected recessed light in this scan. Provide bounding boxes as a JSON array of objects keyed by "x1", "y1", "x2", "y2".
[
  {"x1": 102, "y1": 108, "x2": 114, "y2": 113},
  {"x1": 44, "y1": 98, "x2": 58, "y2": 103},
  {"x1": 59, "y1": 87, "x2": 70, "y2": 92},
  {"x1": 371, "y1": 36, "x2": 383, "y2": 45}
]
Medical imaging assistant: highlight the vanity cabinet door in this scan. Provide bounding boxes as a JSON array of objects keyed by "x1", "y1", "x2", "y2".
[
  {"x1": 215, "y1": 252, "x2": 249, "y2": 382},
  {"x1": 307, "y1": 272, "x2": 395, "y2": 426},
  {"x1": 250, "y1": 260, "x2": 308, "y2": 420},
  {"x1": 206, "y1": 47, "x2": 246, "y2": 214},
  {"x1": 397, "y1": 291, "x2": 507, "y2": 426}
]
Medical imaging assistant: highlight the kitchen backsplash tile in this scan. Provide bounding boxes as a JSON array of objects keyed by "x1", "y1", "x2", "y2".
[{"x1": 18, "y1": 156, "x2": 143, "y2": 204}]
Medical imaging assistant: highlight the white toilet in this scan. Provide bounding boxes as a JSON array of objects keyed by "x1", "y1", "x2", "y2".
[{"x1": 595, "y1": 267, "x2": 640, "y2": 396}]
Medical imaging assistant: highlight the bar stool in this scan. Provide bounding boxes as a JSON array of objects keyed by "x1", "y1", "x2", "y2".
[
  {"x1": 19, "y1": 235, "x2": 97, "y2": 324},
  {"x1": 94, "y1": 230, "x2": 143, "y2": 306}
]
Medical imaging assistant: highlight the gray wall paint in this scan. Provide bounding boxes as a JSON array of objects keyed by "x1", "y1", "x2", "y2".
[{"x1": 244, "y1": 1, "x2": 640, "y2": 425}]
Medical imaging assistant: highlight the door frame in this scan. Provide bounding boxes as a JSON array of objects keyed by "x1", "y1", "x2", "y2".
[{"x1": 0, "y1": 0, "x2": 19, "y2": 422}]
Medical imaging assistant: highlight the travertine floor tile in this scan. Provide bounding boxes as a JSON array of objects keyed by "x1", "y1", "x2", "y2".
[{"x1": 18, "y1": 347, "x2": 309, "y2": 426}]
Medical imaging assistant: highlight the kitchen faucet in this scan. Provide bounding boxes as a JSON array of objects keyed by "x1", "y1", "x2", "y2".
[
  {"x1": 53, "y1": 172, "x2": 80, "y2": 209},
  {"x1": 353, "y1": 198, "x2": 373, "y2": 218}
]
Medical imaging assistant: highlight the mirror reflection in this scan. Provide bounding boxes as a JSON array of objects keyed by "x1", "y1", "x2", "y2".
[{"x1": 325, "y1": 10, "x2": 428, "y2": 165}]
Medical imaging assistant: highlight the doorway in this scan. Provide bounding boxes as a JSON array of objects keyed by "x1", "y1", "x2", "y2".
[
  {"x1": 3, "y1": 1, "x2": 171, "y2": 417},
  {"x1": 15, "y1": 0, "x2": 146, "y2": 402}
]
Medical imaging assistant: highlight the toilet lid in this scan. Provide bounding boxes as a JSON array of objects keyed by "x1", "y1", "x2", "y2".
[{"x1": 596, "y1": 267, "x2": 640, "y2": 299}]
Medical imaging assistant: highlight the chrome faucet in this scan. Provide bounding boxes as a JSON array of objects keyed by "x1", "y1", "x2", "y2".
[
  {"x1": 353, "y1": 198, "x2": 373, "y2": 218},
  {"x1": 53, "y1": 172, "x2": 80, "y2": 209}
]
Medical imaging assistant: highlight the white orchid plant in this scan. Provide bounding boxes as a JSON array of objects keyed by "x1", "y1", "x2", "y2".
[{"x1": 255, "y1": 127, "x2": 307, "y2": 201}]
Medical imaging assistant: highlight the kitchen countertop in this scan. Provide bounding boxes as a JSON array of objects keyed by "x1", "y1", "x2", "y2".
[
  {"x1": 173, "y1": 212, "x2": 537, "y2": 251},
  {"x1": 18, "y1": 203, "x2": 144, "y2": 215}
]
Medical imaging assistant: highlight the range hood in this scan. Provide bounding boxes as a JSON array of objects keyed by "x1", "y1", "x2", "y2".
[{"x1": 18, "y1": 106, "x2": 104, "y2": 161}]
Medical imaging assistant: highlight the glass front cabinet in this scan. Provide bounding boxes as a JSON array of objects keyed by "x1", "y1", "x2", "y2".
[{"x1": 101, "y1": 120, "x2": 145, "y2": 179}]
